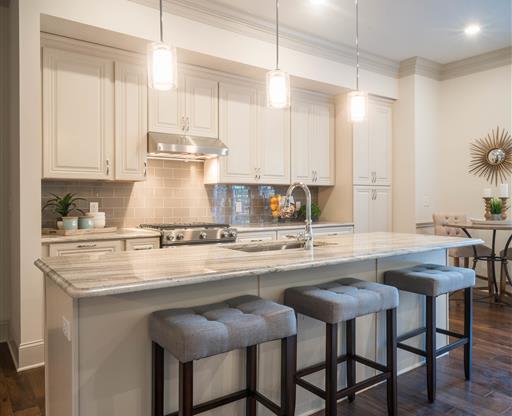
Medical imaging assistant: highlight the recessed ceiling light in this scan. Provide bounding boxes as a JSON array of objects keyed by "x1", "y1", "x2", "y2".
[{"x1": 464, "y1": 24, "x2": 481, "y2": 36}]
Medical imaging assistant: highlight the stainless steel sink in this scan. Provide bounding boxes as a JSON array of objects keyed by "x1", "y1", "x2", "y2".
[{"x1": 227, "y1": 240, "x2": 331, "y2": 253}]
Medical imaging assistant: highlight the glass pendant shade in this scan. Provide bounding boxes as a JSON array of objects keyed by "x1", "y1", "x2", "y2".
[
  {"x1": 147, "y1": 42, "x2": 177, "y2": 91},
  {"x1": 348, "y1": 90, "x2": 368, "y2": 122},
  {"x1": 266, "y1": 69, "x2": 290, "y2": 109}
]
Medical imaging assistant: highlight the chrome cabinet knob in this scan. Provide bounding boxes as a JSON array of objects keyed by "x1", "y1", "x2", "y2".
[{"x1": 199, "y1": 231, "x2": 208, "y2": 239}]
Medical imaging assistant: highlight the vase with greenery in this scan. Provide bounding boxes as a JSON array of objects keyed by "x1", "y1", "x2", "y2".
[
  {"x1": 297, "y1": 203, "x2": 321, "y2": 222},
  {"x1": 489, "y1": 197, "x2": 503, "y2": 220},
  {"x1": 42, "y1": 193, "x2": 86, "y2": 228}
]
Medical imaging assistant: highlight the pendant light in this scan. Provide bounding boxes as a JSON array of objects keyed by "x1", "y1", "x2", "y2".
[
  {"x1": 266, "y1": 0, "x2": 290, "y2": 109},
  {"x1": 348, "y1": 0, "x2": 367, "y2": 122},
  {"x1": 148, "y1": 0, "x2": 177, "y2": 91}
]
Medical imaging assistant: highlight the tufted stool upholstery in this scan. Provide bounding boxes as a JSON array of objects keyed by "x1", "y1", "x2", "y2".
[
  {"x1": 384, "y1": 263, "x2": 474, "y2": 403},
  {"x1": 150, "y1": 295, "x2": 296, "y2": 362},
  {"x1": 285, "y1": 278, "x2": 399, "y2": 416},
  {"x1": 384, "y1": 264, "x2": 475, "y2": 297},
  {"x1": 284, "y1": 278, "x2": 399, "y2": 324},
  {"x1": 150, "y1": 295, "x2": 297, "y2": 416}
]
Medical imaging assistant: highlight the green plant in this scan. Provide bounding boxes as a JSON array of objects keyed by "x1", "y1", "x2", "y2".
[
  {"x1": 297, "y1": 203, "x2": 321, "y2": 220},
  {"x1": 42, "y1": 193, "x2": 86, "y2": 219},
  {"x1": 489, "y1": 197, "x2": 503, "y2": 215}
]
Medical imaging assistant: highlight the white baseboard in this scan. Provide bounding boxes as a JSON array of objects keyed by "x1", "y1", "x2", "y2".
[{"x1": 7, "y1": 338, "x2": 44, "y2": 372}]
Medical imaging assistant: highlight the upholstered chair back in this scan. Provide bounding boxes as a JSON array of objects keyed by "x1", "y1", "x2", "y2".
[{"x1": 432, "y1": 213, "x2": 467, "y2": 237}]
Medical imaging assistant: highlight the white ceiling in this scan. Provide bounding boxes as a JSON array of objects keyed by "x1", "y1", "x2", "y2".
[{"x1": 208, "y1": 0, "x2": 512, "y2": 64}]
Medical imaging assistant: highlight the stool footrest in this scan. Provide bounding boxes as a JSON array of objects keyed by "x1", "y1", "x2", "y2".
[
  {"x1": 436, "y1": 338, "x2": 468, "y2": 356},
  {"x1": 336, "y1": 372, "x2": 390, "y2": 400},
  {"x1": 397, "y1": 327, "x2": 426, "y2": 343},
  {"x1": 254, "y1": 392, "x2": 281, "y2": 414},
  {"x1": 353, "y1": 354, "x2": 389, "y2": 373},
  {"x1": 296, "y1": 354, "x2": 348, "y2": 378},
  {"x1": 166, "y1": 389, "x2": 249, "y2": 416},
  {"x1": 397, "y1": 342, "x2": 427, "y2": 357}
]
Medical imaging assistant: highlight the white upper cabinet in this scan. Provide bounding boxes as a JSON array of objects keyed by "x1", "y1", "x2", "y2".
[
  {"x1": 42, "y1": 35, "x2": 148, "y2": 182},
  {"x1": 42, "y1": 46, "x2": 114, "y2": 180},
  {"x1": 291, "y1": 96, "x2": 335, "y2": 186},
  {"x1": 257, "y1": 91, "x2": 290, "y2": 184},
  {"x1": 204, "y1": 80, "x2": 291, "y2": 185},
  {"x1": 114, "y1": 61, "x2": 148, "y2": 181},
  {"x1": 353, "y1": 97, "x2": 392, "y2": 186},
  {"x1": 148, "y1": 69, "x2": 218, "y2": 138}
]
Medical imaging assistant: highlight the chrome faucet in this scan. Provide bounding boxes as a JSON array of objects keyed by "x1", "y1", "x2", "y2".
[{"x1": 284, "y1": 182, "x2": 314, "y2": 250}]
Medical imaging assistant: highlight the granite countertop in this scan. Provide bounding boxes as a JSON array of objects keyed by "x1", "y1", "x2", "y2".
[
  {"x1": 41, "y1": 228, "x2": 161, "y2": 244},
  {"x1": 35, "y1": 232, "x2": 482, "y2": 299},
  {"x1": 235, "y1": 221, "x2": 354, "y2": 232}
]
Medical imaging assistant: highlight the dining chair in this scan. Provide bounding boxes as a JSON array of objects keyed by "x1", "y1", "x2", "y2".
[{"x1": 432, "y1": 213, "x2": 494, "y2": 295}]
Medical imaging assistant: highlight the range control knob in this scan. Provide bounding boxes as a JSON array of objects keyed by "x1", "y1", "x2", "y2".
[
  {"x1": 175, "y1": 232, "x2": 185, "y2": 241},
  {"x1": 228, "y1": 229, "x2": 237, "y2": 238},
  {"x1": 166, "y1": 233, "x2": 175, "y2": 241},
  {"x1": 199, "y1": 231, "x2": 208, "y2": 240},
  {"x1": 220, "y1": 230, "x2": 230, "y2": 238}
]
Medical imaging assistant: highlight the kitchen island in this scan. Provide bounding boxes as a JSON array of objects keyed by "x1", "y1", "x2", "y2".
[{"x1": 35, "y1": 232, "x2": 481, "y2": 416}]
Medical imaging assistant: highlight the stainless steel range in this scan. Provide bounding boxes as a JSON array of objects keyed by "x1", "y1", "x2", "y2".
[{"x1": 140, "y1": 223, "x2": 238, "y2": 247}]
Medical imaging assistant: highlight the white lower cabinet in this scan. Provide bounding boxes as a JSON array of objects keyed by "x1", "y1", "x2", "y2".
[
  {"x1": 353, "y1": 186, "x2": 392, "y2": 233},
  {"x1": 125, "y1": 238, "x2": 160, "y2": 251},
  {"x1": 236, "y1": 225, "x2": 354, "y2": 242},
  {"x1": 48, "y1": 240, "x2": 123, "y2": 257}
]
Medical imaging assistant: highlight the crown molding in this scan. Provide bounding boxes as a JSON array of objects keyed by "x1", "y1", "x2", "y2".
[
  {"x1": 130, "y1": 0, "x2": 400, "y2": 77},
  {"x1": 441, "y1": 47, "x2": 512, "y2": 80},
  {"x1": 400, "y1": 47, "x2": 512, "y2": 81}
]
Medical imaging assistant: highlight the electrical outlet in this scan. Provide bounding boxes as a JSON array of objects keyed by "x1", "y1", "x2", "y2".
[
  {"x1": 423, "y1": 196, "x2": 430, "y2": 208},
  {"x1": 235, "y1": 201, "x2": 243, "y2": 213},
  {"x1": 89, "y1": 202, "x2": 99, "y2": 213},
  {"x1": 62, "y1": 317, "x2": 71, "y2": 342}
]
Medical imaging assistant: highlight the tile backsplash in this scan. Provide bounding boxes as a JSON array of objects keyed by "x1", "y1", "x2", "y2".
[{"x1": 41, "y1": 159, "x2": 318, "y2": 228}]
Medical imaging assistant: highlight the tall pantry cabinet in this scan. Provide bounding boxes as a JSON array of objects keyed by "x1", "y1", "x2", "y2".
[{"x1": 353, "y1": 97, "x2": 393, "y2": 232}]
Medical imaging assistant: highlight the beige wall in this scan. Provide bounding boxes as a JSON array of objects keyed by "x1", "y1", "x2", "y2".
[{"x1": 0, "y1": 2, "x2": 10, "y2": 342}]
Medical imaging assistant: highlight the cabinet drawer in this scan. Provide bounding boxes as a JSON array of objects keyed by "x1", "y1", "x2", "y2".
[
  {"x1": 314, "y1": 226, "x2": 354, "y2": 237},
  {"x1": 48, "y1": 240, "x2": 123, "y2": 257},
  {"x1": 237, "y1": 231, "x2": 277, "y2": 243},
  {"x1": 276, "y1": 228, "x2": 303, "y2": 239},
  {"x1": 125, "y1": 238, "x2": 160, "y2": 251}
]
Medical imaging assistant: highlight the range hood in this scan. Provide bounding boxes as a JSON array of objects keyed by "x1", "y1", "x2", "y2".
[{"x1": 147, "y1": 132, "x2": 229, "y2": 160}]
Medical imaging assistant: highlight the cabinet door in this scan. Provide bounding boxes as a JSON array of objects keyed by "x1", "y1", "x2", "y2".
[
  {"x1": 370, "y1": 100, "x2": 392, "y2": 186},
  {"x1": 148, "y1": 74, "x2": 183, "y2": 134},
  {"x1": 352, "y1": 118, "x2": 371, "y2": 185},
  {"x1": 42, "y1": 47, "x2": 114, "y2": 180},
  {"x1": 291, "y1": 100, "x2": 312, "y2": 184},
  {"x1": 125, "y1": 238, "x2": 160, "y2": 251},
  {"x1": 310, "y1": 102, "x2": 335, "y2": 185},
  {"x1": 258, "y1": 92, "x2": 291, "y2": 184},
  {"x1": 371, "y1": 187, "x2": 392, "y2": 232},
  {"x1": 115, "y1": 61, "x2": 148, "y2": 181},
  {"x1": 353, "y1": 186, "x2": 371, "y2": 233},
  {"x1": 183, "y1": 73, "x2": 218, "y2": 138},
  {"x1": 219, "y1": 82, "x2": 259, "y2": 183},
  {"x1": 48, "y1": 240, "x2": 123, "y2": 257}
]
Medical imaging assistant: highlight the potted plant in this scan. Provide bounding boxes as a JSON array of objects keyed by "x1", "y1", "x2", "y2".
[
  {"x1": 42, "y1": 193, "x2": 86, "y2": 229},
  {"x1": 297, "y1": 203, "x2": 322, "y2": 222},
  {"x1": 489, "y1": 197, "x2": 503, "y2": 221}
]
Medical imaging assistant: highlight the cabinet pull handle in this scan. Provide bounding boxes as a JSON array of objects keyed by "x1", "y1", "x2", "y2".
[
  {"x1": 181, "y1": 116, "x2": 185, "y2": 131},
  {"x1": 186, "y1": 117, "x2": 190, "y2": 131},
  {"x1": 105, "y1": 160, "x2": 110, "y2": 176},
  {"x1": 134, "y1": 245, "x2": 153, "y2": 250},
  {"x1": 77, "y1": 243, "x2": 97, "y2": 248},
  {"x1": 144, "y1": 161, "x2": 147, "y2": 177}
]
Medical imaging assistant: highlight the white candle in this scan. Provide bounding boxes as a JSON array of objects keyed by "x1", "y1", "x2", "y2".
[
  {"x1": 499, "y1": 183, "x2": 509, "y2": 198},
  {"x1": 483, "y1": 188, "x2": 492, "y2": 198}
]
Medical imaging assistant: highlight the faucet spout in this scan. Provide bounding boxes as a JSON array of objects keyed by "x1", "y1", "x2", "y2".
[{"x1": 285, "y1": 182, "x2": 313, "y2": 250}]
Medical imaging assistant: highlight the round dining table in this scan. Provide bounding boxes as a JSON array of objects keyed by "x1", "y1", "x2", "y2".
[{"x1": 446, "y1": 221, "x2": 512, "y2": 304}]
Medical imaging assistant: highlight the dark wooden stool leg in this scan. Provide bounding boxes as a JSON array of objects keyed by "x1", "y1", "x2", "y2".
[
  {"x1": 281, "y1": 335, "x2": 297, "y2": 416},
  {"x1": 179, "y1": 361, "x2": 193, "y2": 416},
  {"x1": 386, "y1": 309, "x2": 397, "y2": 416},
  {"x1": 153, "y1": 342, "x2": 164, "y2": 416},
  {"x1": 346, "y1": 319, "x2": 356, "y2": 403},
  {"x1": 325, "y1": 323, "x2": 338, "y2": 416},
  {"x1": 464, "y1": 287, "x2": 473, "y2": 380},
  {"x1": 246, "y1": 345, "x2": 257, "y2": 416},
  {"x1": 426, "y1": 296, "x2": 436, "y2": 403}
]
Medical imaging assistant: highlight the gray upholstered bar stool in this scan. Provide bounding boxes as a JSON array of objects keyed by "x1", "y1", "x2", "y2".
[
  {"x1": 150, "y1": 295, "x2": 297, "y2": 416},
  {"x1": 384, "y1": 264, "x2": 475, "y2": 403},
  {"x1": 285, "y1": 278, "x2": 399, "y2": 416}
]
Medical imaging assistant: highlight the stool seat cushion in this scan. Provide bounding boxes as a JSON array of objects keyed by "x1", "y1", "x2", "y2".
[
  {"x1": 149, "y1": 295, "x2": 296, "y2": 362},
  {"x1": 284, "y1": 278, "x2": 399, "y2": 324},
  {"x1": 384, "y1": 264, "x2": 475, "y2": 297}
]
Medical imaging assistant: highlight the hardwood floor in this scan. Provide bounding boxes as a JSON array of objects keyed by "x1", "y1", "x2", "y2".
[{"x1": 0, "y1": 297, "x2": 510, "y2": 416}]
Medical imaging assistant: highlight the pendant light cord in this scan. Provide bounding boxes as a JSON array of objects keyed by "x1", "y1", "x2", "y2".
[
  {"x1": 355, "y1": 0, "x2": 359, "y2": 91},
  {"x1": 159, "y1": 0, "x2": 164, "y2": 42},
  {"x1": 275, "y1": 0, "x2": 280, "y2": 70}
]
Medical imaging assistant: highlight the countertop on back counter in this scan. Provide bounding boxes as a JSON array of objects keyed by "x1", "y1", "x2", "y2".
[
  {"x1": 35, "y1": 232, "x2": 482, "y2": 299},
  {"x1": 40, "y1": 228, "x2": 161, "y2": 244},
  {"x1": 234, "y1": 221, "x2": 354, "y2": 232}
]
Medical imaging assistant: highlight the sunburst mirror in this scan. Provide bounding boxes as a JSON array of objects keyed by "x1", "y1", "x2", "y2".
[{"x1": 469, "y1": 126, "x2": 512, "y2": 185}]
